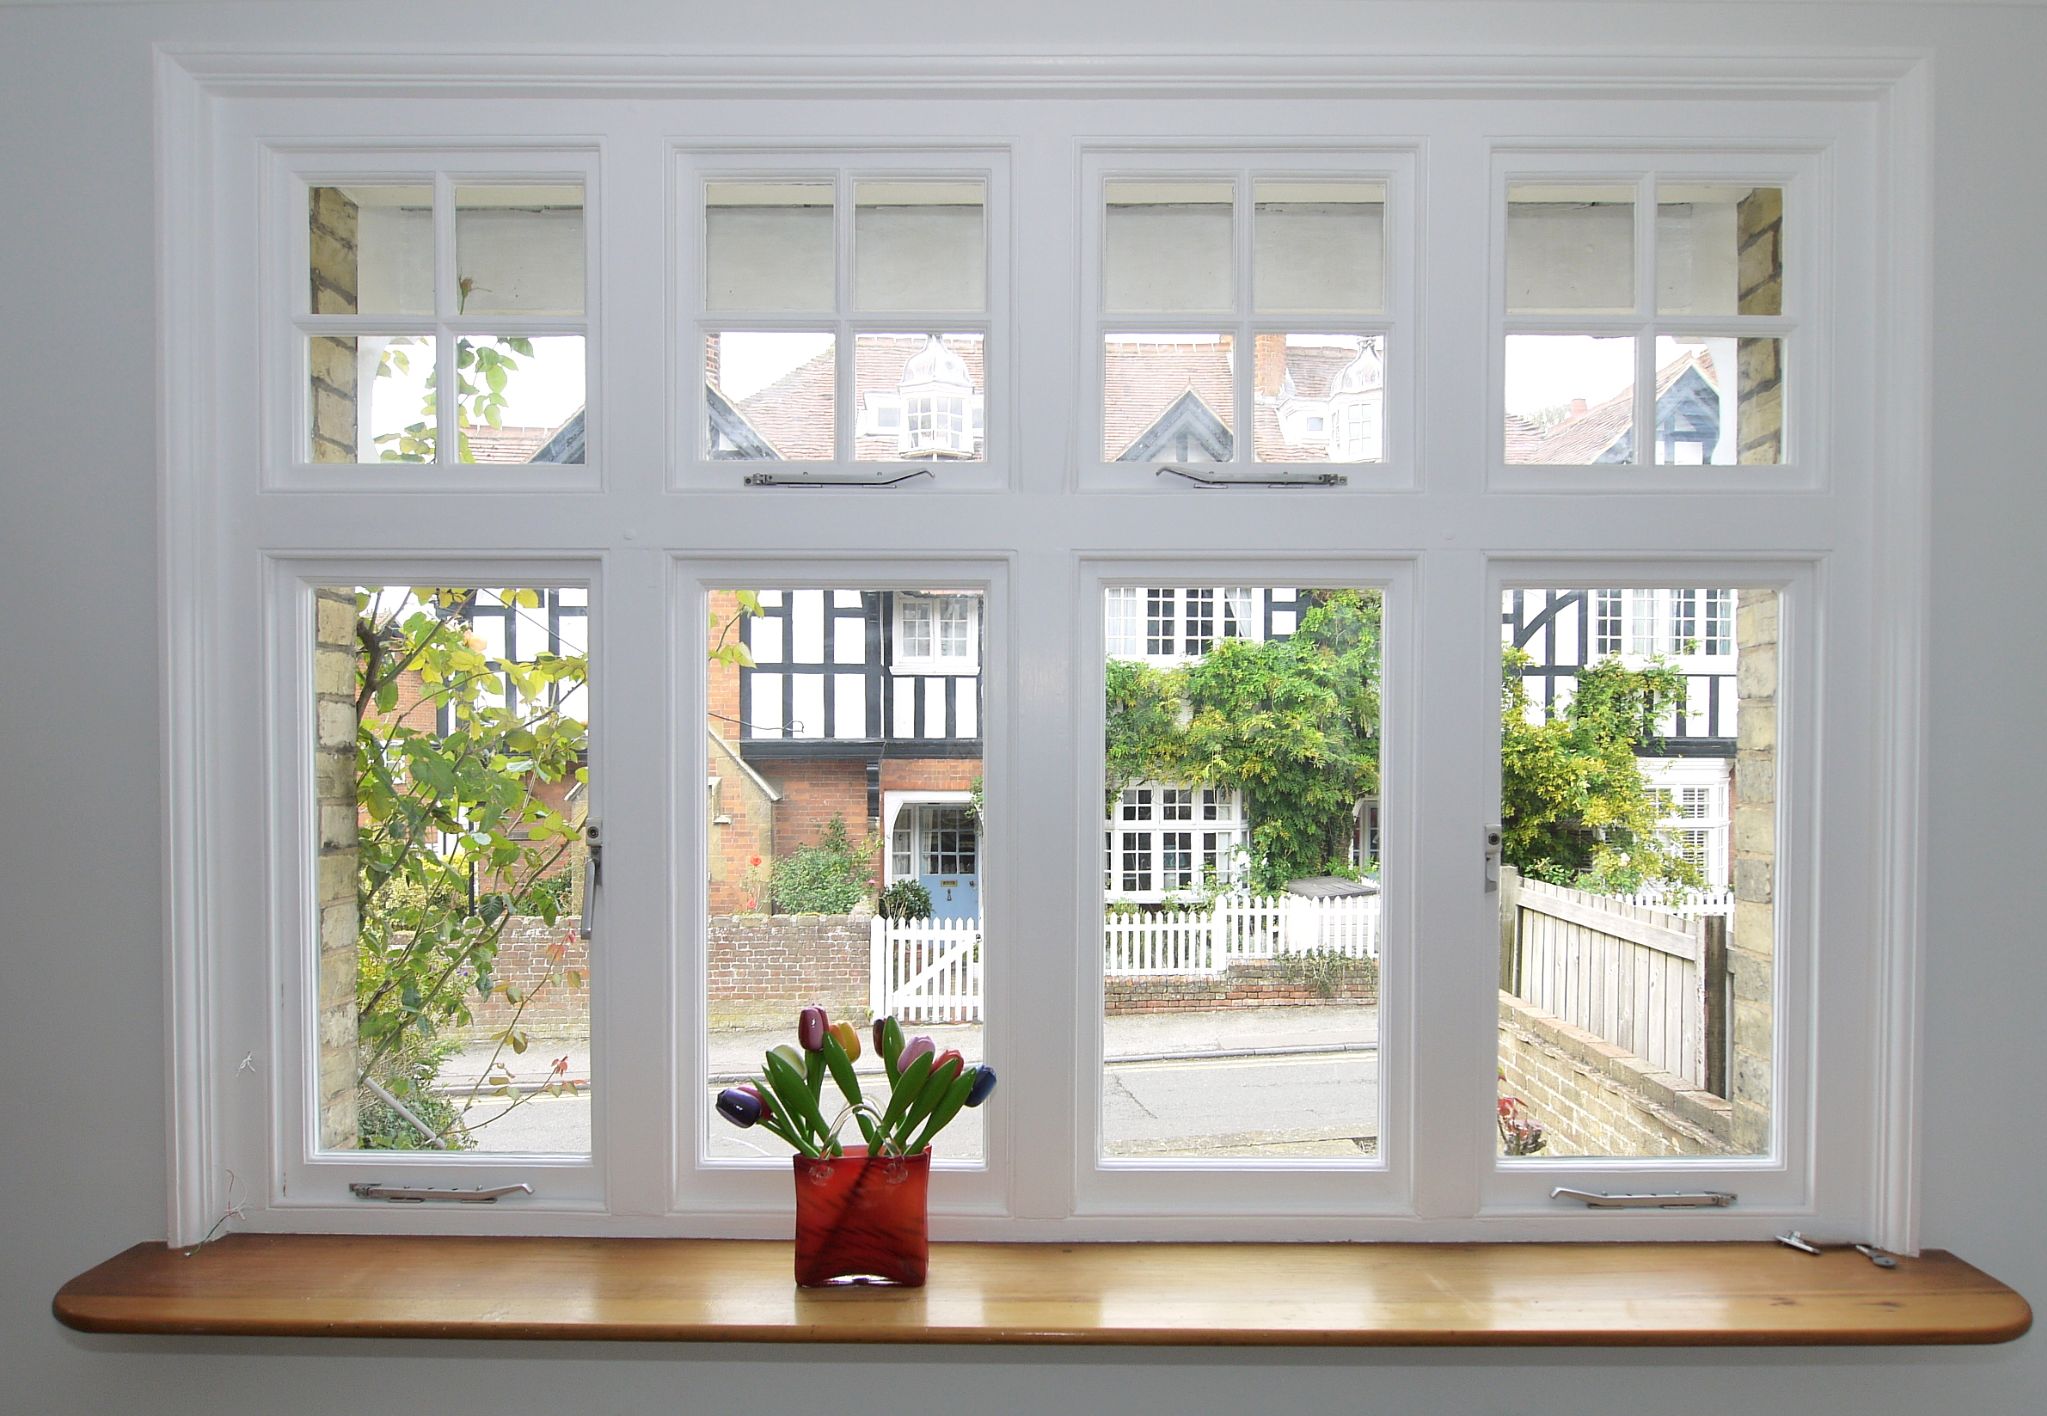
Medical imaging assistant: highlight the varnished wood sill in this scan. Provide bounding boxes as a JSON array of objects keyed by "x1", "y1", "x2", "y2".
[{"x1": 54, "y1": 1235, "x2": 2029, "y2": 1347}]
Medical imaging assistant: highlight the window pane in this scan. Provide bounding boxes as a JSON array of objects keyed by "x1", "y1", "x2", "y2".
[
  {"x1": 1104, "y1": 179, "x2": 1233, "y2": 314},
  {"x1": 317, "y1": 585, "x2": 591, "y2": 1156},
  {"x1": 1102, "y1": 586, "x2": 1382, "y2": 1161},
  {"x1": 455, "y1": 185, "x2": 586, "y2": 317},
  {"x1": 453, "y1": 335, "x2": 586, "y2": 465},
  {"x1": 854, "y1": 179, "x2": 985, "y2": 313},
  {"x1": 1253, "y1": 179, "x2": 1384, "y2": 314},
  {"x1": 1103, "y1": 334, "x2": 1234, "y2": 462},
  {"x1": 1652, "y1": 335, "x2": 1784, "y2": 466},
  {"x1": 704, "y1": 332, "x2": 835, "y2": 460},
  {"x1": 310, "y1": 184, "x2": 433, "y2": 317},
  {"x1": 1253, "y1": 334, "x2": 1382, "y2": 463},
  {"x1": 1504, "y1": 334, "x2": 1635, "y2": 465},
  {"x1": 1658, "y1": 184, "x2": 1783, "y2": 317},
  {"x1": 1506, "y1": 183, "x2": 1636, "y2": 314},
  {"x1": 706, "y1": 588, "x2": 988, "y2": 1165},
  {"x1": 705, "y1": 180, "x2": 835, "y2": 313},
  {"x1": 308, "y1": 335, "x2": 435, "y2": 464},
  {"x1": 1497, "y1": 587, "x2": 1774, "y2": 1160},
  {"x1": 855, "y1": 334, "x2": 984, "y2": 462}
]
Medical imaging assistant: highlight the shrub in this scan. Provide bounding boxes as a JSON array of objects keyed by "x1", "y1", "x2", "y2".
[
  {"x1": 878, "y1": 879, "x2": 933, "y2": 922},
  {"x1": 771, "y1": 815, "x2": 874, "y2": 914}
]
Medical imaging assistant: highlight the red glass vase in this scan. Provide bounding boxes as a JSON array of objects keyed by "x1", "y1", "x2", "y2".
[{"x1": 791, "y1": 1145, "x2": 931, "y2": 1288}]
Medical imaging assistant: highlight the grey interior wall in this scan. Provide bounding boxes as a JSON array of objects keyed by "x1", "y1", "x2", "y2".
[{"x1": 3, "y1": 3, "x2": 2042, "y2": 1413}]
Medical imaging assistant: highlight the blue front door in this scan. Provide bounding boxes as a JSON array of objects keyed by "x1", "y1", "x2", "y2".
[{"x1": 912, "y1": 804, "x2": 979, "y2": 919}]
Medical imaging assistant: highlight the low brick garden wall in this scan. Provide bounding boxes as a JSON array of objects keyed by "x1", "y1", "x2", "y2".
[
  {"x1": 1106, "y1": 957, "x2": 1378, "y2": 1014},
  {"x1": 708, "y1": 911, "x2": 873, "y2": 1027},
  {"x1": 1497, "y1": 992, "x2": 1737, "y2": 1158},
  {"x1": 459, "y1": 915, "x2": 589, "y2": 1040}
]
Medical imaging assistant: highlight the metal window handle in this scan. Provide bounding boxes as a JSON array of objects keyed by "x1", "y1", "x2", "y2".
[
  {"x1": 581, "y1": 819, "x2": 602, "y2": 943},
  {"x1": 1484, "y1": 824, "x2": 1503, "y2": 887},
  {"x1": 349, "y1": 1183, "x2": 533, "y2": 1204},
  {"x1": 1156, "y1": 464, "x2": 1349, "y2": 488},
  {"x1": 1552, "y1": 1187, "x2": 1736, "y2": 1209}
]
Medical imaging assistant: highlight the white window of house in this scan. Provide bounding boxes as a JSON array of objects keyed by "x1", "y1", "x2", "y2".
[
  {"x1": 892, "y1": 591, "x2": 980, "y2": 674},
  {"x1": 167, "y1": 58, "x2": 1918, "y2": 1252},
  {"x1": 1082, "y1": 151, "x2": 1412, "y2": 487},
  {"x1": 682, "y1": 154, "x2": 1006, "y2": 485}
]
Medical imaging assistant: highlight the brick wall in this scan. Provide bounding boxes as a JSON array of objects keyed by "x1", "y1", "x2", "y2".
[
  {"x1": 1736, "y1": 186, "x2": 1785, "y2": 464},
  {"x1": 312, "y1": 589, "x2": 359, "y2": 1148},
  {"x1": 457, "y1": 915, "x2": 590, "y2": 1040},
  {"x1": 308, "y1": 186, "x2": 359, "y2": 462},
  {"x1": 762, "y1": 757, "x2": 873, "y2": 856},
  {"x1": 707, "y1": 588, "x2": 745, "y2": 731},
  {"x1": 1106, "y1": 956, "x2": 1377, "y2": 1014},
  {"x1": 1729, "y1": 589, "x2": 1778, "y2": 1152},
  {"x1": 708, "y1": 732, "x2": 776, "y2": 914},
  {"x1": 707, "y1": 911, "x2": 874, "y2": 1029},
  {"x1": 880, "y1": 758, "x2": 979, "y2": 794},
  {"x1": 1497, "y1": 993, "x2": 1738, "y2": 1158}
]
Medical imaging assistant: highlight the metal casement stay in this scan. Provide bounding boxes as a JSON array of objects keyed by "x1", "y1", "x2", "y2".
[
  {"x1": 743, "y1": 468, "x2": 936, "y2": 488},
  {"x1": 1155, "y1": 464, "x2": 1349, "y2": 488},
  {"x1": 349, "y1": 1183, "x2": 534, "y2": 1204},
  {"x1": 1551, "y1": 1186, "x2": 1737, "y2": 1209}
]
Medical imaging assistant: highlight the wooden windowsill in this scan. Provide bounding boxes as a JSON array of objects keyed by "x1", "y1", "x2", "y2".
[{"x1": 54, "y1": 1235, "x2": 2029, "y2": 1347}]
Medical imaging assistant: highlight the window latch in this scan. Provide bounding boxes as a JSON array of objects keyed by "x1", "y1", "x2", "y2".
[
  {"x1": 1156, "y1": 464, "x2": 1349, "y2": 488},
  {"x1": 349, "y1": 1183, "x2": 534, "y2": 1204},
  {"x1": 1551, "y1": 1187, "x2": 1736, "y2": 1209},
  {"x1": 580, "y1": 818, "x2": 601, "y2": 943},
  {"x1": 1484, "y1": 823, "x2": 1503, "y2": 887}
]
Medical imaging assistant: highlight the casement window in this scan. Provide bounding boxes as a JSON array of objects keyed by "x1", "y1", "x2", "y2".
[{"x1": 164, "y1": 54, "x2": 1924, "y2": 1252}]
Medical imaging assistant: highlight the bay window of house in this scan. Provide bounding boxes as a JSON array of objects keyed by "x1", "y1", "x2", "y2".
[{"x1": 169, "y1": 62, "x2": 1915, "y2": 1251}]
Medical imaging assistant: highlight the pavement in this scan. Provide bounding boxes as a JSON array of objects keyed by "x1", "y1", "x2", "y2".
[{"x1": 433, "y1": 1004, "x2": 1379, "y2": 1161}]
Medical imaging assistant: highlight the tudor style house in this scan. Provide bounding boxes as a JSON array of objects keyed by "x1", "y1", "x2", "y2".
[{"x1": 507, "y1": 334, "x2": 1742, "y2": 909}]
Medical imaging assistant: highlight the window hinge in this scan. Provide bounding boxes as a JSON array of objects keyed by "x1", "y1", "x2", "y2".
[
  {"x1": 580, "y1": 818, "x2": 602, "y2": 943},
  {"x1": 744, "y1": 468, "x2": 935, "y2": 488},
  {"x1": 1551, "y1": 1187, "x2": 1737, "y2": 1209},
  {"x1": 1156, "y1": 464, "x2": 1349, "y2": 488},
  {"x1": 349, "y1": 1183, "x2": 534, "y2": 1204}
]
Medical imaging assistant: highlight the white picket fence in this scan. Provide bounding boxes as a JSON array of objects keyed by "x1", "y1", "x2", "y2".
[
  {"x1": 872, "y1": 894, "x2": 1380, "y2": 1023},
  {"x1": 1614, "y1": 887, "x2": 1735, "y2": 918}
]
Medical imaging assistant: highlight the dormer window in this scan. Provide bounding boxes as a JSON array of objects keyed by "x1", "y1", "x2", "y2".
[{"x1": 898, "y1": 335, "x2": 976, "y2": 457}]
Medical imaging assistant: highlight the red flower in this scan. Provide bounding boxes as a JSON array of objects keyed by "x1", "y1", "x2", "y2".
[{"x1": 749, "y1": 855, "x2": 763, "y2": 867}]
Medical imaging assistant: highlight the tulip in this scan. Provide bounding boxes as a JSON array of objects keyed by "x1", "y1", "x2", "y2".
[
  {"x1": 901, "y1": 1035, "x2": 936, "y2": 1067},
  {"x1": 737, "y1": 1082, "x2": 773, "y2": 1121},
  {"x1": 770, "y1": 1043, "x2": 804, "y2": 1076},
  {"x1": 872, "y1": 1016, "x2": 888, "y2": 1056},
  {"x1": 797, "y1": 1005, "x2": 830, "y2": 1052},
  {"x1": 830, "y1": 1020, "x2": 862, "y2": 1062},
  {"x1": 965, "y1": 1064, "x2": 997, "y2": 1108},
  {"x1": 714, "y1": 1087, "x2": 763, "y2": 1128},
  {"x1": 934, "y1": 1048, "x2": 963, "y2": 1075}
]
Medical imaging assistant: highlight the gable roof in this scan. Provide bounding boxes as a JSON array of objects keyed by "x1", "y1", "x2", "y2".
[{"x1": 1509, "y1": 348, "x2": 1720, "y2": 465}]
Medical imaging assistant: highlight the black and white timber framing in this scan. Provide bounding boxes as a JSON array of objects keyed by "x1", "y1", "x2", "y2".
[{"x1": 1501, "y1": 588, "x2": 1735, "y2": 756}]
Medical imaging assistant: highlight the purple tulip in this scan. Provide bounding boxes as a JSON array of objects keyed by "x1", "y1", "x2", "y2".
[
  {"x1": 872, "y1": 1016, "x2": 888, "y2": 1056},
  {"x1": 737, "y1": 1083, "x2": 772, "y2": 1121},
  {"x1": 798, "y1": 1004, "x2": 830, "y2": 1052},
  {"x1": 965, "y1": 1065, "x2": 998, "y2": 1108},
  {"x1": 901, "y1": 1035, "x2": 936, "y2": 1067},
  {"x1": 715, "y1": 1087, "x2": 763, "y2": 1128}
]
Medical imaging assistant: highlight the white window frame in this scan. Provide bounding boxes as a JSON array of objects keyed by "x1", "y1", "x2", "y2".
[
  {"x1": 675, "y1": 147, "x2": 1010, "y2": 490},
  {"x1": 160, "y1": 52, "x2": 1928, "y2": 1253},
  {"x1": 1492, "y1": 147, "x2": 1825, "y2": 491},
  {"x1": 1106, "y1": 782, "x2": 1248, "y2": 903},
  {"x1": 267, "y1": 147, "x2": 601, "y2": 496},
  {"x1": 1079, "y1": 145, "x2": 1416, "y2": 492}
]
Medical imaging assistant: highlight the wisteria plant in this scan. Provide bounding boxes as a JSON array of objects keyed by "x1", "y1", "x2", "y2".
[{"x1": 716, "y1": 1007, "x2": 995, "y2": 1158}]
